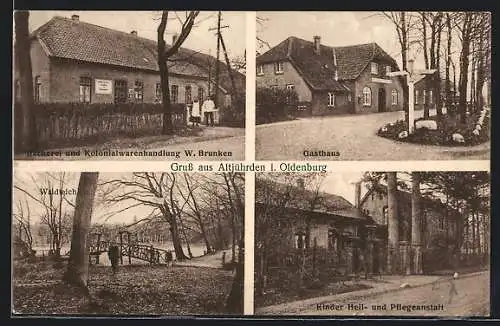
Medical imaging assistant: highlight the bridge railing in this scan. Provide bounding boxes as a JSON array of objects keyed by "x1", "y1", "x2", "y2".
[{"x1": 88, "y1": 240, "x2": 174, "y2": 265}]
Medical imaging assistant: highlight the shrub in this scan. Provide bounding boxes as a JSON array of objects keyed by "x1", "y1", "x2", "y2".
[
  {"x1": 256, "y1": 87, "x2": 299, "y2": 124},
  {"x1": 377, "y1": 110, "x2": 490, "y2": 146}
]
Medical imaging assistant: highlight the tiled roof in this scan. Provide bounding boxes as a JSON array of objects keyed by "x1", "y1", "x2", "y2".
[
  {"x1": 32, "y1": 16, "x2": 244, "y2": 92},
  {"x1": 257, "y1": 36, "x2": 400, "y2": 91}
]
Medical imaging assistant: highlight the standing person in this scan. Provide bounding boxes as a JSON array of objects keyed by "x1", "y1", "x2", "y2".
[
  {"x1": 189, "y1": 98, "x2": 201, "y2": 127},
  {"x1": 202, "y1": 96, "x2": 217, "y2": 127},
  {"x1": 108, "y1": 245, "x2": 120, "y2": 275}
]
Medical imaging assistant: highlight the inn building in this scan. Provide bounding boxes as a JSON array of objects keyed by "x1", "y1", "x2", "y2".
[{"x1": 256, "y1": 36, "x2": 406, "y2": 116}]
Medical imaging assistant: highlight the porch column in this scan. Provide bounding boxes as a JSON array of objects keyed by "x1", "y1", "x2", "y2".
[
  {"x1": 387, "y1": 172, "x2": 399, "y2": 274},
  {"x1": 343, "y1": 232, "x2": 354, "y2": 276},
  {"x1": 399, "y1": 240, "x2": 411, "y2": 275},
  {"x1": 411, "y1": 172, "x2": 424, "y2": 274}
]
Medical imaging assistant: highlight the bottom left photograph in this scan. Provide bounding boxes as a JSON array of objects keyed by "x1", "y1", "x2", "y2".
[{"x1": 12, "y1": 171, "x2": 244, "y2": 316}]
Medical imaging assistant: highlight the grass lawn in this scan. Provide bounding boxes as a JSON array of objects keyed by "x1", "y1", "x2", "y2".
[
  {"x1": 254, "y1": 280, "x2": 371, "y2": 308},
  {"x1": 12, "y1": 260, "x2": 235, "y2": 315}
]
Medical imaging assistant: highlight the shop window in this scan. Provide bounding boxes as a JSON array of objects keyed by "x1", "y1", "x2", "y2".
[{"x1": 79, "y1": 77, "x2": 92, "y2": 103}]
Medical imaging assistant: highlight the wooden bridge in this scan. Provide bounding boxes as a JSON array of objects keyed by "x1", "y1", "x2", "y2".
[{"x1": 88, "y1": 240, "x2": 174, "y2": 265}]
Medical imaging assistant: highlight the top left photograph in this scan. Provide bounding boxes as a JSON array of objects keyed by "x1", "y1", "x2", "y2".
[{"x1": 13, "y1": 11, "x2": 246, "y2": 161}]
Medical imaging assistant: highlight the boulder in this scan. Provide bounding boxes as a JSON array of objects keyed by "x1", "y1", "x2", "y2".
[
  {"x1": 398, "y1": 131, "x2": 408, "y2": 139},
  {"x1": 473, "y1": 129, "x2": 480, "y2": 136},
  {"x1": 476, "y1": 124, "x2": 482, "y2": 131},
  {"x1": 400, "y1": 283, "x2": 411, "y2": 288},
  {"x1": 453, "y1": 272, "x2": 459, "y2": 279},
  {"x1": 381, "y1": 126, "x2": 388, "y2": 132},
  {"x1": 415, "y1": 120, "x2": 438, "y2": 130},
  {"x1": 452, "y1": 133, "x2": 465, "y2": 143}
]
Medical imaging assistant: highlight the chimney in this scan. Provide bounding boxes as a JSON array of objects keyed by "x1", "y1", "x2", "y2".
[
  {"x1": 408, "y1": 59, "x2": 415, "y2": 75},
  {"x1": 71, "y1": 14, "x2": 79, "y2": 22},
  {"x1": 354, "y1": 182, "x2": 361, "y2": 208},
  {"x1": 172, "y1": 33, "x2": 179, "y2": 45},
  {"x1": 130, "y1": 30, "x2": 138, "y2": 36},
  {"x1": 333, "y1": 48, "x2": 338, "y2": 81},
  {"x1": 313, "y1": 36, "x2": 321, "y2": 55},
  {"x1": 296, "y1": 178, "x2": 305, "y2": 190}
]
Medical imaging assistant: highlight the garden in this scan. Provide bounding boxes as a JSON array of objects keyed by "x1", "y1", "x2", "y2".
[{"x1": 377, "y1": 107, "x2": 490, "y2": 146}]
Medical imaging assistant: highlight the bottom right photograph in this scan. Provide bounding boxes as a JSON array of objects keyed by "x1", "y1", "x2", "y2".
[{"x1": 254, "y1": 171, "x2": 490, "y2": 317}]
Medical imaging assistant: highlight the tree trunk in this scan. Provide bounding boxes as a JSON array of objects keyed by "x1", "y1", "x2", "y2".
[
  {"x1": 158, "y1": 13, "x2": 174, "y2": 135},
  {"x1": 387, "y1": 172, "x2": 399, "y2": 274},
  {"x1": 458, "y1": 13, "x2": 472, "y2": 124},
  {"x1": 475, "y1": 26, "x2": 485, "y2": 111},
  {"x1": 167, "y1": 209, "x2": 188, "y2": 261},
  {"x1": 400, "y1": 12, "x2": 409, "y2": 127},
  {"x1": 435, "y1": 14, "x2": 443, "y2": 116},
  {"x1": 422, "y1": 13, "x2": 429, "y2": 69},
  {"x1": 445, "y1": 13, "x2": 452, "y2": 112},
  {"x1": 225, "y1": 254, "x2": 243, "y2": 314},
  {"x1": 14, "y1": 10, "x2": 36, "y2": 152},
  {"x1": 63, "y1": 173, "x2": 99, "y2": 288}
]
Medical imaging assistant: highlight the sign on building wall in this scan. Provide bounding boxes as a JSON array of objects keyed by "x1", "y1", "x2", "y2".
[{"x1": 95, "y1": 79, "x2": 113, "y2": 95}]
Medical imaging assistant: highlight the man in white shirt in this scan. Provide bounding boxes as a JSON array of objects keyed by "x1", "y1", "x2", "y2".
[{"x1": 201, "y1": 96, "x2": 217, "y2": 127}]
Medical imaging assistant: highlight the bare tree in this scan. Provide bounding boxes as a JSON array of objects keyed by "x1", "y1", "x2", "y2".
[
  {"x1": 13, "y1": 199, "x2": 34, "y2": 255},
  {"x1": 157, "y1": 11, "x2": 200, "y2": 135}
]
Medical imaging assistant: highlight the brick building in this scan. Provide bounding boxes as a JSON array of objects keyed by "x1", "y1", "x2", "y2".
[
  {"x1": 256, "y1": 36, "x2": 405, "y2": 116},
  {"x1": 413, "y1": 71, "x2": 439, "y2": 111},
  {"x1": 255, "y1": 178, "x2": 461, "y2": 277},
  {"x1": 14, "y1": 15, "x2": 244, "y2": 124}
]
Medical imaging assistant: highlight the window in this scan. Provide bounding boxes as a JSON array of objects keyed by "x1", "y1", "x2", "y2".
[
  {"x1": 79, "y1": 77, "x2": 91, "y2": 103},
  {"x1": 328, "y1": 92, "x2": 335, "y2": 107},
  {"x1": 429, "y1": 90, "x2": 434, "y2": 104},
  {"x1": 286, "y1": 84, "x2": 295, "y2": 91},
  {"x1": 371, "y1": 62, "x2": 378, "y2": 74},
  {"x1": 198, "y1": 87, "x2": 205, "y2": 104},
  {"x1": 383, "y1": 206, "x2": 389, "y2": 225},
  {"x1": 114, "y1": 79, "x2": 128, "y2": 104},
  {"x1": 185, "y1": 85, "x2": 192, "y2": 104},
  {"x1": 423, "y1": 89, "x2": 427, "y2": 105},
  {"x1": 386, "y1": 65, "x2": 392, "y2": 75},
  {"x1": 257, "y1": 65, "x2": 264, "y2": 75},
  {"x1": 134, "y1": 80, "x2": 144, "y2": 102},
  {"x1": 274, "y1": 61, "x2": 284, "y2": 74},
  {"x1": 270, "y1": 85, "x2": 279, "y2": 93},
  {"x1": 171, "y1": 85, "x2": 179, "y2": 103},
  {"x1": 415, "y1": 89, "x2": 420, "y2": 104},
  {"x1": 34, "y1": 76, "x2": 41, "y2": 103},
  {"x1": 294, "y1": 232, "x2": 306, "y2": 249},
  {"x1": 391, "y1": 89, "x2": 398, "y2": 105},
  {"x1": 155, "y1": 83, "x2": 162, "y2": 102},
  {"x1": 347, "y1": 93, "x2": 352, "y2": 102},
  {"x1": 362, "y1": 87, "x2": 372, "y2": 106}
]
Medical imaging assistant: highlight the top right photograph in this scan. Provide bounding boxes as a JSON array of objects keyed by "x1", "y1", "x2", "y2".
[{"x1": 255, "y1": 11, "x2": 491, "y2": 161}]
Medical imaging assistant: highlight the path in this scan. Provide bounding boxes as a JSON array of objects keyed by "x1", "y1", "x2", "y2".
[
  {"x1": 256, "y1": 109, "x2": 490, "y2": 160},
  {"x1": 174, "y1": 248, "x2": 234, "y2": 269},
  {"x1": 16, "y1": 126, "x2": 245, "y2": 161},
  {"x1": 256, "y1": 271, "x2": 489, "y2": 316}
]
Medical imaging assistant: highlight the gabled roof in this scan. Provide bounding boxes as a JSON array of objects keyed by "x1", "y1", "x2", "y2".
[
  {"x1": 257, "y1": 36, "x2": 400, "y2": 91},
  {"x1": 31, "y1": 16, "x2": 245, "y2": 93},
  {"x1": 255, "y1": 178, "x2": 371, "y2": 222}
]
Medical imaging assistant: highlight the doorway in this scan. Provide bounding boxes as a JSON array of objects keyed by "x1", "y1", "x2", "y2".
[{"x1": 378, "y1": 88, "x2": 386, "y2": 112}]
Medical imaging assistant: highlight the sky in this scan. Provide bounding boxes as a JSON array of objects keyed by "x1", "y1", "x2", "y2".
[
  {"x1": 257, "y1": 11, "x2": 463, "y2": 73},
  {"x1": 27, "y1": 11, "x2": 246, "y2": 60}
]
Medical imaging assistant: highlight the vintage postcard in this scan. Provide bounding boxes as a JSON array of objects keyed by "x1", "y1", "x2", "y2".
[
  {"x1": 12, "y1": 171, "x2": 244, "y2": 315},
  {"x1": 13, "y1": 11, "x2": 246, "y2": 161},
  {"x1": 254, "y1": 171, "x2": 490, "y2": 317},
  {"x1": 255, "y1": 11, "x2": 491, "y2": 161}
]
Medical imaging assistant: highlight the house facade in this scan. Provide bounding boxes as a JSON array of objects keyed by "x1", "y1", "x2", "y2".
[
  {"x1": 413, "y1": 72, "x2": 439, "y2": 111},
  {"x1": 256, "y1": 36, "x2": 405, "y2": 116},
  {"x1": 256, "y1": 179, "x2": 462, "y2": 278},
  {"x1": 14, "y1": 15, "x2": 244, "y2": 124}
]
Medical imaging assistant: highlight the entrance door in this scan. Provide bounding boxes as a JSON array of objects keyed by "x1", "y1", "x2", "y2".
[
  {"x1": 114, "y1": 79, "x2": 128, "y2": 104},
  {"x1": 378, "y1": 88, "x2": 386, "y2": 112}
]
